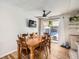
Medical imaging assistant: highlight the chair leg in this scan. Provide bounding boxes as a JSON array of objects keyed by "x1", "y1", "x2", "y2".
[
  {"x1": 38, "y1": 51, "x2": 41, "y2": 59},
  {"x1": 45, "y1": 47, "x2": 48, "y2": 59}
]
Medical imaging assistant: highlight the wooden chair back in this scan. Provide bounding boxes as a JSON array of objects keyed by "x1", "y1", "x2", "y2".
[
  {"x1": 22, "y1": 33, "x2": 28, "y2": 38},
  {"x1": 17, "y1": 35, "x2": 30, "y2": 57},
  {"x1": 29, "y1": 33, "x2": 33, "y2": 39}
]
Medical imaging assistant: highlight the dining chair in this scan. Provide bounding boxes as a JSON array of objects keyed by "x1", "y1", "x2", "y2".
[
  {"x1": 29, "y1": 33, "x2": 34, "y2": 39},
  {"x1": 17, "y1": 35, "x2": 30, "y2": 59},
  {"x1": 38, "y1": 40, "x2": 49, "y2": 59},
  {"x1": 46, "y1": 35, "x2": 51, "y2": 53},
  {"x1": 41, "y1": 35, "x2": 51, "y2": 58},
  {"x1": 33, "y1": 32, "x2": 38, "y2": 38},
  {"x1": 34, "y1": 35, "x2": 48, "y2": 59},
  {"x1": 16, "y1": 40, "x2": 21, "y2": 59},
  {"x1": 22, "y1": 33, "x2": 28, "y2": 37}
]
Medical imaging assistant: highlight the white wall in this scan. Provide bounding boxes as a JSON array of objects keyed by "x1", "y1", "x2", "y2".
[
  {"x1": 63, "y1": 14, "x2": 79, "y2": 44},
  {"x1": 58, "y1": 12, "x2": 79, "y2": 45},
  {"x1": 0, "y1": 2, "x2": 39, "y2": 57},
  {"x1": 58, "y1": 17, "x2": 66, "y2": 45}
]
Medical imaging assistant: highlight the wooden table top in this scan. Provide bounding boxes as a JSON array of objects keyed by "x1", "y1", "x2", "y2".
[{"x1": 26, "y1": 37, "x2": 44, "y2": 47}]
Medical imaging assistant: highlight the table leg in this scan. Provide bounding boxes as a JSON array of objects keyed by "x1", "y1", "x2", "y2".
[{"x1": 30, "y1": 47, "x2": 35, "y2": 59}]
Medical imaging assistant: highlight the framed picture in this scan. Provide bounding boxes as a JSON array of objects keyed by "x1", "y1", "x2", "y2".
[
  {"x1": 69, "y1": 16, "x2": 79, "y2": 29},
  {"x1": 69, "y1": 16, "x2": 79, "y2": 23},
  {"x1": 28, "y1": 20, "x2": 36, "y2": 27}
]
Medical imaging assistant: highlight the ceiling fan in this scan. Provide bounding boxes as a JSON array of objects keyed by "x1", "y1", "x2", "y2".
[
  {"x1": 35, "y1": 10, "x2": 60, "y2": 20},
  {"x1": 42, "y1": 10, "x2": 51, "y2": 17}
]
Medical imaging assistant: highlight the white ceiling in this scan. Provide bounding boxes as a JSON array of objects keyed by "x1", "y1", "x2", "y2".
[{"x1": 0, "y1": 0, "x2": 79, "y2": 15}]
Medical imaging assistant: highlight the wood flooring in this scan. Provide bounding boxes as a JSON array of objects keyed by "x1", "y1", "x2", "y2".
[
  {"x1": 0, "y1": 43, "x2": 70, "y2": 59},
  {"x1": 50, "y1": 43, "x2": 70, "y2": 59}
]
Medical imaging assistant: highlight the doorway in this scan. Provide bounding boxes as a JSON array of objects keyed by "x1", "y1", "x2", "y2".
[{"x1": 40, "y1": 19, "x2": 60, "y2": 43}]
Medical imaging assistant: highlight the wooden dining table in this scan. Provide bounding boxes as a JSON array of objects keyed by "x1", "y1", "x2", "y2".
[
  {"x1": 18, "y1": 36, "x2": 44, "y2": 59},
  {"x1": 27, "y1": 37, "x2": 44, "y2": 59}
]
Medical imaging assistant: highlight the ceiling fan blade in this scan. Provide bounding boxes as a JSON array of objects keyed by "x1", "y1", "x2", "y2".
[{"x1": 45, "y1": 11, "x2": 51, "y2": 16}]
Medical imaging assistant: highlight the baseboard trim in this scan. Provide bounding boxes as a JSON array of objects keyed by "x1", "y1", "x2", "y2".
[{"x1": 0, "y1": 49, "x2": 17, "y2": 58}]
